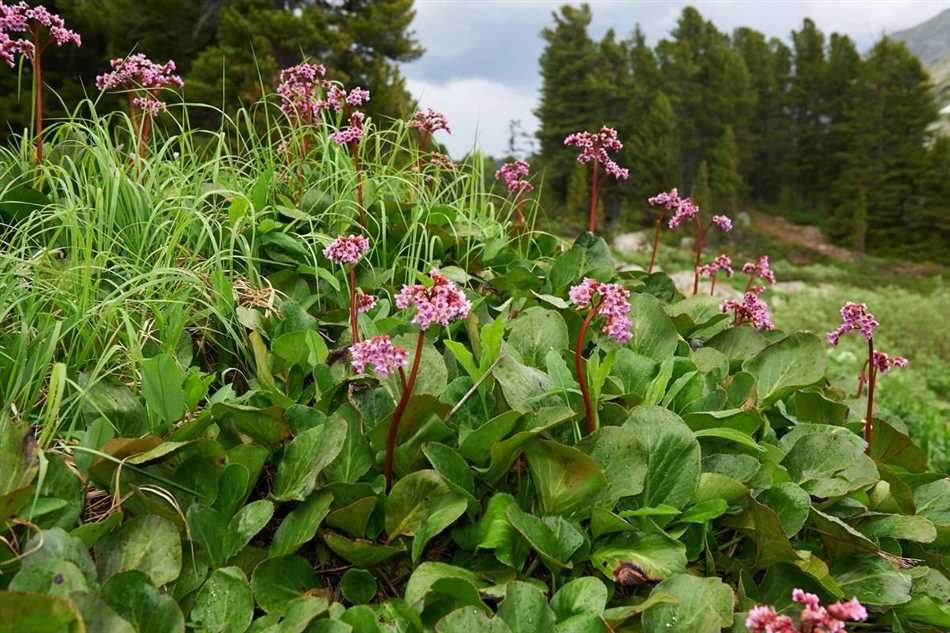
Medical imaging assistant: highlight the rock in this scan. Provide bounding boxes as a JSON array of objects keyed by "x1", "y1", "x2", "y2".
[
  {"x1": 679, "y1": 237, "x2": 694, "y2": 250},
  {"x1": 612, "y1": 231, "x2": 651, "y2": 257},
  {"x1": 736, "y1": 211, "x2": 752, "y2": 227}
]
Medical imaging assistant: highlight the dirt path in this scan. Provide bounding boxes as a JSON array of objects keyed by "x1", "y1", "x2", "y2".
[{"x1": 750, "y1": 211, "x2": 856, "y2": 262}]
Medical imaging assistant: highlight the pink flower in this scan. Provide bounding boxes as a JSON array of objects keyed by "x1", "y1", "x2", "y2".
[
  {"x1": 96, "y1": 54, "x2": 183, "y2": 114},
  {"x1": 1, "y1": 3, "x2": 79, "y2": 66},
  {"x1": 699, "y1": 254, "x2": 734, "y2": 278},
  {"x1": 827, "y1": 302, "x2": 878, "y2": 346},
  {"x1": 871, "y1": 351, "x2": 908, "y2": 374},
  {"x1": 276, "y1": 62, "x2": 327, "y2": 121},
  {"x1": 495, "y1": 160, "x2": 533, "y2": 193},
  {"x1": 747, "y1": 590, "x2": 867, "y2": 633},
  {"x1": 355, "y1": 292, "x2": 377, "y2": 314},
  {"x1": 648, "y1": 188, "x2": 681, "y2": 211},
  {"x1": 667, "y1": 197, "x2": 699, "y2": 229},
  {"x1": 742, "y1": 256, "x2": 777, "y2": 285},
  {"x1": 568, "y1": 278, "x2": 633, "y2": 343},
  {"x1": 350, "y1": 335, "x2": 407, "y2": 378},
  {"x1": 329, "y1": 111, "x2": 366, "y2": 145},
  {"x1": 563, "y1": 127, "x2": 628, "y2": 181},
  {"x1": 323, "y1": 84, "x2": 370, "y2": 112},
  {"x1": 323, "y1": 234, "x2": 370, "y2": 265},
  {"x1": 395, "y1": 269, "x2": 470, "y2": 330},
  {"x1": 721, "y1": 287, "x2": 773, "y2": 331},
  {"x1": 712, "y1": 214, "x2": 733, "y2": 232},
  {"x1": 408, "y1": 108, "x2": 451, "y2": 135}
]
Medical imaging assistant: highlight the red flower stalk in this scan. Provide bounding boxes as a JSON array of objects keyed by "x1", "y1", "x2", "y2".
[
  {"x1": 324, "y1": 235, "x2": 371, "y2": 344},
  {"x1": 662, "y1": 193, "x2": 732, "y2": 295},
  {"x1": 495, "y1": 160, "x2": 534, "y2": 225},
  {"x1": 568, "y1": 278, "x2": 632, "y2": 434},
  {"x1": 564, "y1": 127, "x2": 628, "y2": 233},
  {"x1": 646, "y1": 189, "x2": 681, "y2": 273},
  {"x1": 1, "y1": 2, "x2": 81, "y2": 165}
]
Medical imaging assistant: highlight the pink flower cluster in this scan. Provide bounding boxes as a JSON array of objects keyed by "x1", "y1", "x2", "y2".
[
  {"x1": 871, "y1": 350, "x2": 908, "y2": 373},
  {"x1": 408, "y1": 108, "x2": 451, "y2": 135},
  {"x1": 96, "y1": 54, "x2": 184, "y2": 115},
  {"x1": 721, "y1": 286, "x2": 774, "y2": 331},
  {"x1": 667, "y1": 197, "x2": 699, "y2": 228},
  {"x1": 647, "y1": 188, "x2": 681, "y2": 210},
  {"x1": 712, "y1": 214, "x2": 733, "y2": 231},
  {"x1": 329, "y1": 111, "x2": 366, "y2": 145},
  {"x1": 428, "y1": 152, "x2": 455, "y2": 170},
  {"x1": 563, "y1": 127, "x2": 629, "y2": 181},
  {"x1": 495, "y1": 160, "x2": 533, "y2": 193},
  {"x1": 355, "y1": 292, "x2": 377, "y2": 314},
  {"x1": 699, "y1": 254, "x2": 734, "y2": 278},
  {"x1": 325, "y1": 84, "x2": 370, "y2": 112},
  {"x1": 568, "y1": 278, "x2": 633, "y2": 343},
  {"x1": 742, "y1": 256, "x2": 777, "y2": 285},
  {"x1": 350, "y1": 335, "x2": 407, "y2": 378},
  {"x1": 323, "y1": 234, "x2": 371, "y2": 265},
  {"x1": 395, "y1": 269, "x2": 471, "y2": 330},
  {"x1": 1, "y1": 2, "x2": 80, "y2": 66},
  {"x1": 276, "y1": 63, "x2": 327, "y2": 121},
  {"x1": 827, "y1": 302, "x2": 878, "y2": 346},
  {"x1": 746, "y1": 589, "x2": 867, "y2": 633}
]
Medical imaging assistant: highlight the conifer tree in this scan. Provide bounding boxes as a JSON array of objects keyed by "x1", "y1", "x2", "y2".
[
  {"x1": 789, "y1": 18, "x2": 827, "y2": 206},
  {"x1": 709, "y1": 126, "x2": 742, "y2": 211},
  {"x1": 692, "y1": 161, "x2": 711, "y2": 212},
  {"x1": 851, "y1": 187, "x2": 867, "y2": 255},
  {"x1": 627, "y1": 91, "x2": 679, "y2": 210}
]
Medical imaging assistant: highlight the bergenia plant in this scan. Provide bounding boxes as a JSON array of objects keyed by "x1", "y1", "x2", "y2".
[
  {"x1": 495, "y1": 159, "x2": 533, "y2": 225},
  {"x1": 660, "y1": 191, "x2": 733, "y2": 295},
  {"x1": 564, "y1": 127, "x2": 629, "y2": 233},
  {"x1": 721, "y1": 286, "x2": 773, "y2": 331},
  {"x1": 698, "y1": 253, "x2": 733, "y2": 295},
  {"x1": 568, "y1": 278, "x2": 632, "y2": 434},
  {"x1": 96, "y1": 54, "x2": 184, "y2": 160},
  {"x1": 1, "y1": 2, "x2": 81, "y2": 164},
  {"x1": 747, "y1": 589, "x2": 867, "y2": 633},
  {"x1": 742, "y1": 255, "x2": 777, "y2": 291},
  {"x1": 324, "y1": 235, "x2": 372, "y2": 345},
  {"x1": 330, "y1": 106, "x2": 370, "y2": 226},
  {"x1": 646, "y1": 188, "x2": 681, "y2": 273},
  {"x1": 383, "y1": 269, "x2": 470, "y2": 486},
  {"x1": 408, "y1": 107, "x2": 451, "y2": 154},
  {"x1": 828, "y1": 302, "x2": 906, "y2": 451}
]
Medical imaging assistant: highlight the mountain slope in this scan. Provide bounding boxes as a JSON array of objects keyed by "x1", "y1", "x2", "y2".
[{"x1": 892, "y1": 6, "x2": 950, "y2": 66}]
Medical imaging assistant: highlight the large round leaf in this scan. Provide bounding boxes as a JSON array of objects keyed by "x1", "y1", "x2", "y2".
[
  {"x1": 627, "y1": 294, "x2": 679, "y2": 362},
  {"x1": 742, "y1": 332, "x2": 826, "y2": 407},
  {"x1": 641, "y1": 574, "x2": 734, "y2": 633},
  {"x1": 625, "y1": 406, "x2": 701, "y2": 510},
  {"x1": 273, "y1": 417, "x2": 347, "y2": 501},
  {"x1": 94, "y1": 514, "x2": 182, "y2": 586},
  {"x1": 523, "y1": 439, "x2": 607, "y2": 516},
  {"x1": 507, "y1": 307, "x2": 569, "y2": 367},
  {"x1": 189, "y1": 567, "x2": 254, "y2": 633}
]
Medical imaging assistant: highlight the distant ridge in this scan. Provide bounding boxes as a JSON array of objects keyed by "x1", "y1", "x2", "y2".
[{"x1": 891, "y1": 6, "x2": 950, "y2": 66}]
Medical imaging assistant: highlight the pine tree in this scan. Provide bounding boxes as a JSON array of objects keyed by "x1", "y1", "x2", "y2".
[
  {"x1": 789, "y1": 19, "x2": 827, "y2": 207},
  {"x1": 692, "y1": 161, "x2": 711, "y2": 212},
  {"x1": 535, "y1": 4, "x2": 600, "y2": 202},
  {"x1": 709, "y1": 126, "x2": 742, "y2": 211},
  {"x1": 851, "y1": 187, "x2": 867, "y2": 255},
  {"x1": 627, "y1": 91, "x2": 679, "y2": 212},
  {"x1": 566, "y1": 160, "x2": 590, "y2": 227}
]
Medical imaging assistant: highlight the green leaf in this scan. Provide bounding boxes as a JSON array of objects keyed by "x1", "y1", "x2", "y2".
[
  {"x1": 385, "y1": 470, "x2": 465, "y2": 551},
  {"x1": 340, "y1": 569, "x2": 378, "y2": 604},
  {"x1": 326, "y1": 496, "x2": 377, "y2": 538},
  {"x1": 422, "y1": 442, "x2": 476, "y2": 500},
  {"x1": 272, "y1": 329, "x2": 329, "y2": 368},
  {"x1": 70, "y1": 591, "x2": 135, "y2": 633},
  {"x1": 101, "y1": 571, "x2": 185, "y2": 633},
  {"x1": 677, "y1": 499, "x2": 728, "y2": 523},
  {"x1": 550, "y1": 577, "x2": 608, "y2": 620},
  {"x1": 435, "y1": 607, "x2": 511, "y2": 633},
  {"x1": 0, "y1": 591, "x2": 84, "y2": 633},
  {"x1": 493, "y1": 355, "x2": 556, "y2": 413},
  {"x1": 226, "y1": 499, "x2": 274, "y2": 558},
  {"x1": 250, "y1": 555, "x2": 320, "y2": 614},
  {"x1": 860, "y1": 514, "x2": 937, "y2": 543},
  {"x1": 705, "y1": 327, "x2": 768, "y2": 366},
  {"x1": 523, "y1": 439, "x2": 606, "y2": 516},
  {"x1": 742, "y1": 332, "x2": 826, "y2": 407},
  {"x1": 190, "y1": 567, "x2": 254, "y2": 633},
  {"x1": 833, "y1": 556, "x2": 912, "y2": 606},
  {"x1": 779, "y1": 424, "x2": 879, "y2": 497},
  {"x1": 273, "y1": 417, "x2": 347, "y2": 501},
  {"x1": 914, "y1": 479, "x2": 950, "y2": 526},
  {"x1": 451, "y1": 493, "x2": 529, "y2": 569},
  {"x1": 497, "y1": 581, "x2": 556, "y2": 633},
  {"x1": 508, "y1": 307, "x2": 569, "y2": 366},
  {"x1": 693, "y1": 427, "x2": 764, "y2": 452},
  {"x1": 756, "y1": 482, "x2": 811, "y2": 537},
  {"x1": 404, "y1": 562, "x2": 484, "y2": 610},
  {"x1": 897, "y1": 595, "x2": 950, "y2": 628},
  {"x1": 212, "y1": 403, "x2": 290, "y2": 448},
  {"x1": 392, "y1": 334, "x2": 448, "y2": 396},
  {"x1": 270, "y1": 490, "x2": 333, "y2": 557},
  {"x1": 641, "y1": 574, "x2": 734, "y2": 633},
  {"x1": 506, "y1": 504, "x2": 583, "y2": 570},
  {"x1": 627, "y1": 294, "x2": 679, "y2": 362},
  {"x1": 140, "y1": 353, "x2": 186, "y2": 425},
  {"x1": 94, "y1": 514, "x2": 182, "y2": 586},
  {"x1": 9, "y1": 528, "x2": 97, "y2": 596},
  {"x1": 323, "y1": 532, "x2": 404, "y2": 567},
  {"x1": 458, "y1": 411, "x2": 520, "y2": 465},
  {"x1": 626, "y1": 406, "x2": 701, "y2": 510},
  {"x1": 578, "y1": 425, "x2": 647, "y2": 504},
  {"x1": 591, "y1": 530, "x2": 687, "y2": 584},
  {"x1": 475, "y1": 406, "x2": 576, "y2": 484},
  {"x1": 411, "y1": 495, "x2": 468, "y2": 562}
]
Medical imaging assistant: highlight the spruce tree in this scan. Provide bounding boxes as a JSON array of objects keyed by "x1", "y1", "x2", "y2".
[
  {"x1": 851, "y1": 187, "x2": 867, "y2": 255},
  {"x1": 627, "y1": 91, "x2": 679, "y2": 212},
  {"x1": 692, "y1": 161, "x2": 711, "y2": 213},
  {"x1": 535, "y1": 4, "x2": 600, "y2": 202},
  {"x1": 789, "y1": 18, "x2": 827, "y2": 207},
  {"x1": 709, "y1": 126, "x2": 743, "y2": 211}
]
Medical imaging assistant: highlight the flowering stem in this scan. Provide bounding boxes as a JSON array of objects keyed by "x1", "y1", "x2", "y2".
[
  {"x1": 864, "y1": 337, "x2": 877, "y2": 453},
  {"x1": 710, "y1": 275, "x2": 717, "y2": 296},
  {"x1": 588, "y1": 159, "x2": 600, "y2": 233},
  {"x1": 574, "y1": 300, "x2": 602, "y2": 435},
  {"x1": 348, "y1": 264, "x2": 360, "y2": 344},
  {"x1": 744, "y1": 274, "x2": 755, "y2": 293},
  {"x1": 513, "y1": 190, "x2": 525, "y2": 226},
  {"x1": 692, "y1": 217, "x2": 704, "y2": 296},
  {"x1": 139, "y1": 112, "x2": 152, "y2": 160},
  {"x1": 351, "y1": 140, "x2": 366, "y2": 227},
  {"x1": 648, "y1": 211, "x2": 665, "y2": 274},
  {"x1": 385, "y1": 330, "x2": 425, "y2": 487},
  {"x1": 856, "y1": 359, "x2": 869, "y2": 398},
  {"x1": 32, "y1": 28, "x2": 43, "y2": 166}
]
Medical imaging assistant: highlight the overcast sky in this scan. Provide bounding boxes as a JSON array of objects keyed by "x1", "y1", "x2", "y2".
[{"x1": 401, "y1": 0, "x2": 949, "y2": 157}]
